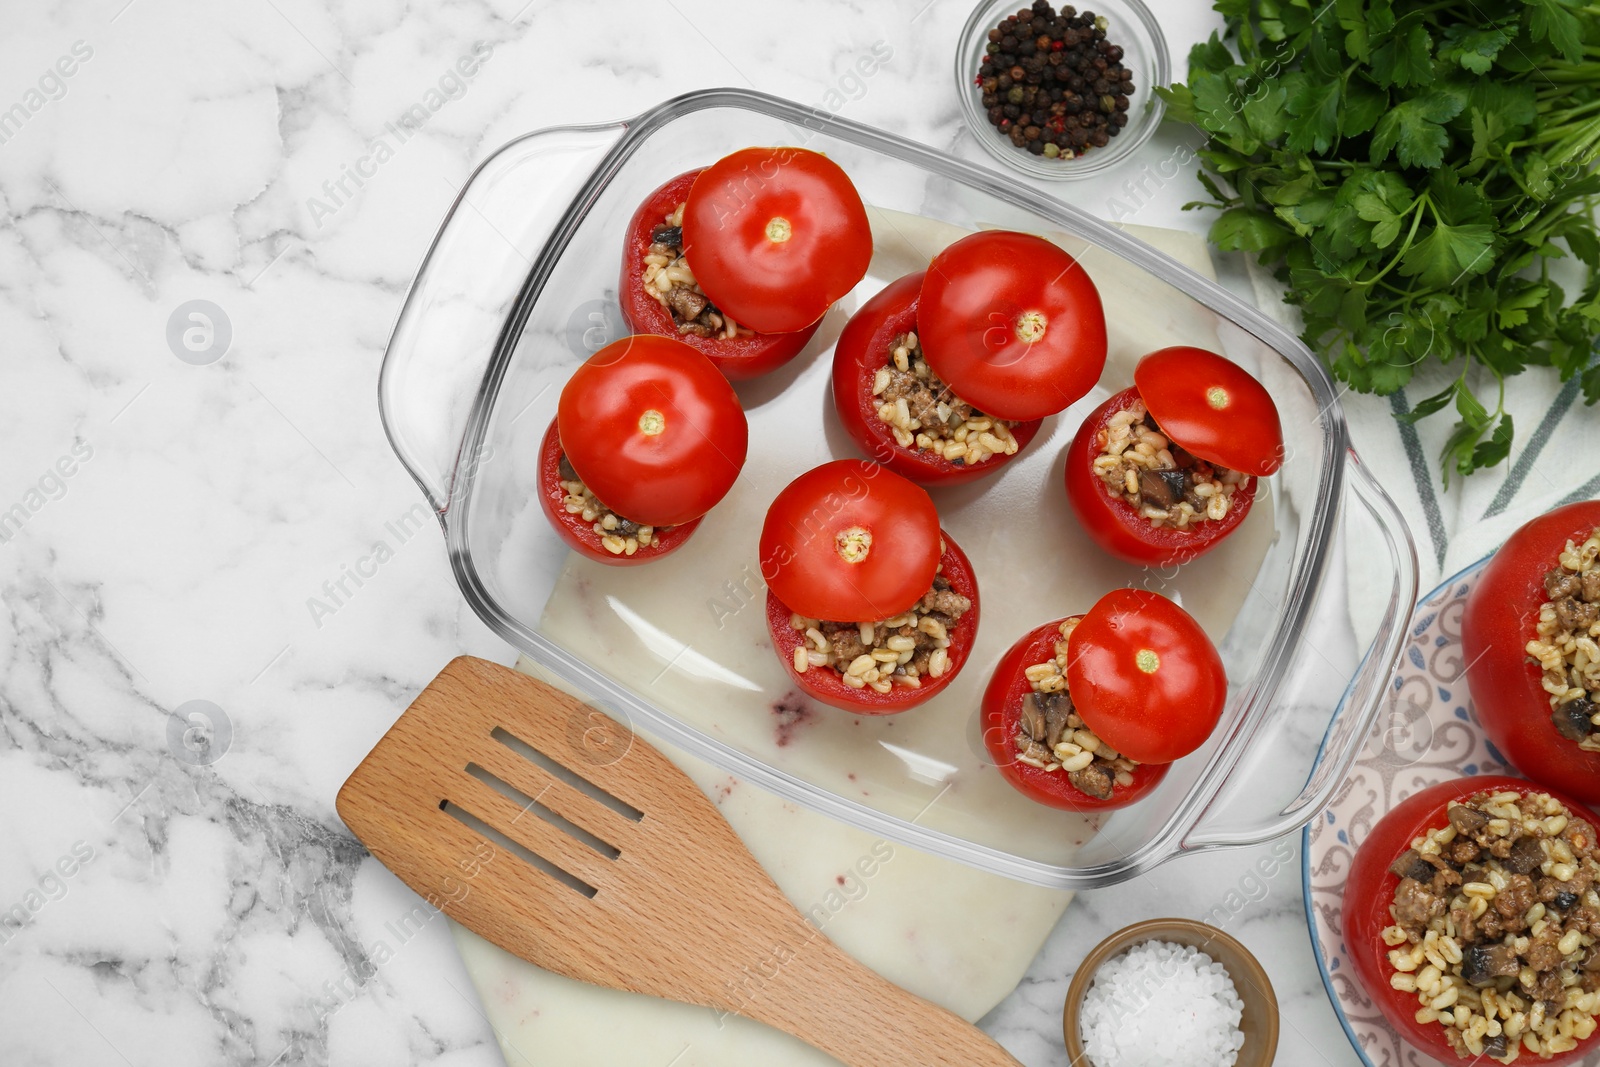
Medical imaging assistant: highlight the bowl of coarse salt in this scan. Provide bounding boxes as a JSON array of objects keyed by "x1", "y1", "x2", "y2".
[{"x1": 1062, "y1": 918, "x2": 1279, "y2": 1067}]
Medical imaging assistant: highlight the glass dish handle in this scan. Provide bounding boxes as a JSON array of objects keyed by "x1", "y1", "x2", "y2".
[
  {"x1": 1183, "y1": 448, "x2": 1420, "y2": 850},
  {"x1": 378, "y1": 121, "x2": 627, "y2": 514}
]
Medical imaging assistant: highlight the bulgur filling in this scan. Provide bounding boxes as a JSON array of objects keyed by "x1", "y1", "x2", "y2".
[
  {"x1": 1093, "y1": 399, "x2": 1249, "y2": 531},
  {"x1": 1011, "y1": 617, "x2": 1139, "y2": 800},
  {"x1": 871, "y1": 331, "x2": 1020, "y2": 466},
  {"x1": 1381, "y1": 790, "x2": 1600, "y2": 1062},
  {"x1": 787, "y1": 549, "x2": 971, "y2": 694},
  {"x1": 1528, "y1": 528, "x2": 1600, "y2": 753},
  {"x1": 640, "y1": 202, "x2": 753, "y2": 340},
  {"x1": 557, "y1": 451, "x2": 662, "y2": 557}
]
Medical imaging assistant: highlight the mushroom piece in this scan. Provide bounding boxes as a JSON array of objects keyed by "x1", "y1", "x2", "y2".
[
  {"x1": 1137, "y1": 468, "x2": 1189, "y2": 509},
  {"x1": 1503, "y1": 835, "x2": 1547, "y2": 876},
  {"x1": 1553, "y1": 698, "x2": 1595, "y2": 743},
  {"x1": 1447, "y1": 805, "x2": 1490, "y2": 836},
  {"x1": 1461, "y1": 943, "x2": 1521, "y2": 987},
  {"x1": 1387, "y1": 849, "x2": 1436, "y2": 883},
  {"x1": 1019, "y1": 693, "x2": 1047, "y2": 743}
]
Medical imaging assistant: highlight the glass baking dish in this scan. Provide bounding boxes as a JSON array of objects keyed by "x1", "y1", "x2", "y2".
[{"x1": 379, "y1": 87, "x2": 1418, "y2": 890}]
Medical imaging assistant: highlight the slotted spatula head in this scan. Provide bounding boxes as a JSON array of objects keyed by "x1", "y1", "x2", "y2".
[{"x1": 336, "y1": 656, "x2": 1021, "y2": 1067}]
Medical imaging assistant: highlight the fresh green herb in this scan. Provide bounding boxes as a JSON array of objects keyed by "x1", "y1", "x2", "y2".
[{"x1": 1158, "y1": 0, "x2": 1600, "y2": 481}]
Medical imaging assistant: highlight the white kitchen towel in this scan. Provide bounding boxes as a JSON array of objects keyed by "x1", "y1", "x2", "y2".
[{"x1": 1244, "y1": 259, "x2": 1600, "y2": 604}]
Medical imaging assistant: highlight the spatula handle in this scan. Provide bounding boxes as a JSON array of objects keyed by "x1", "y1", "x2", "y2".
[{"x1": 734, "y1": 920, "x2": 1024, "y2": 1067}]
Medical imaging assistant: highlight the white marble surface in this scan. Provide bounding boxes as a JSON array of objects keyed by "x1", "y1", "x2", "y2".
[{"x1": 0, "y1": 1, "x2": 1362, "y2": 1065}]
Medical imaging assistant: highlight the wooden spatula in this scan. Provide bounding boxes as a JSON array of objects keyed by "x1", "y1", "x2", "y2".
[{"x1": 337, "y1": 656, "x2": 1023, "y2": 1066}]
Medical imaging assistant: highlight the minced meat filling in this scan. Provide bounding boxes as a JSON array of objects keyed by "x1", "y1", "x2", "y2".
[
  {"x1": 1092, "y1": 399, "x2": 1248, "y2": 531},
  {"x1": 1381, "y1": 789, "x2": 1600, "y2": 1061},
  {"x1": 871, "y1": 331, "x2": 1020, "y2": 466},
  {"x1": 557, "y1": 451, "x2": 662, "y2": 557},
  {"x1": 640, "y1": 202, "x2": 753, "y2": 340},
  {"x1": 788, "y1": 554, "x2": 970, "y2": 695},
  {"x1": 1528, "y1": 527, "x2": 1600, "y2": 753},
  {"x1": 1011, "y1": 617, "x2": 1138, "y2": 799}
]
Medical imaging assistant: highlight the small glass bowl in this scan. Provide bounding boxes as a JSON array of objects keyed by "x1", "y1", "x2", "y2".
[
  {"x1": 954, "y1": 0, "x2": 1169, "y2": 181},
  {"x1": 1062, "y1": 918, "x2": 1280, "y2": 1067}
]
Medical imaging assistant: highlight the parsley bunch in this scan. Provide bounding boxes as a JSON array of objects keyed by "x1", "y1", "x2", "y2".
[{"x1": 1159, "y1": 0, "x2": 1600, "y2": 480}]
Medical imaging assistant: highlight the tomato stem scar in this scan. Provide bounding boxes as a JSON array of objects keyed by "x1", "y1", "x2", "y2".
[
  {"x1": 1014, "y1": 310, "x2": 1048, "y2": 344},
  {"x1": 835, "y1": 526, "x2": 872, "y2": 563},
  {"x1": 638, "y1": 409, "x2": 666, "y2": 436},
  {"x1": 1206, "y1": 386, "x2": 1229, "y2": 410},
  {"x1": 765, "y1": 217, "x2": 792, "y2": 243},
  {"x1": 1135, "y1": 648, "x2": 1160, "y2": 673}
]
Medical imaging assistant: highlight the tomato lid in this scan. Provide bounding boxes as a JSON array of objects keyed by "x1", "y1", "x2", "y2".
[
  {"x1": 557, "y1": 335, "x2": 747, "y2": 528},
  {"x1": 681, "y1": 147, "x2": 871, "y2": 335},
  {"x1": 759, "y1": 460, "x2": 941, "y2": 622},
  {"x1": 917, "y1": 231, "x2": 1107, "y2": 422},
  {"x1": 1133, "y1": 347, "x2": 1283, "y2": 478},
  {"x1": 1065, "y1": 588, "x2": 1226, "y2": 765}
]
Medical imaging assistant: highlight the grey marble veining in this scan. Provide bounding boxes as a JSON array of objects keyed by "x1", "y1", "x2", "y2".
[{"x1": 0, "y1": 1, "x2": 1361, "y2": 1064}]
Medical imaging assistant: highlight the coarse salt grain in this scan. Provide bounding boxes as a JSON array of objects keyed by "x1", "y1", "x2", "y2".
[{"x1": 1079, "y1": 939, "x2": 1245, "y2": 1067}]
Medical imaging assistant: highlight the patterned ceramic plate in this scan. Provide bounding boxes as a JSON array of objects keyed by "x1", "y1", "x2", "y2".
[{"x1": 1303, "y1": 554, "x2": 1519, "y2": 1067}]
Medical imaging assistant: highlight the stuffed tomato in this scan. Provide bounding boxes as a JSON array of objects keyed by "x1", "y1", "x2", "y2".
[
  {"x1": 537, "y1": 335, "x2": 746, "y2": 564},
  {"x1": 621, "y1": 169, "x2": 819, "y2": 380},
  {"x1": 760, "y1": 460, "x2": 978, "y2": 713},
  {"x1": 982, "y1": 589, "x2": 1224, "y2": 810},
  {"x1": 1343, "y1": 776, "x2": 1600, "y2": 1064},
  {"x1": 1066, "y1": 347, "x2": 1282, "y2": 567},
  {"x1": 916, "y1": 230, "x2": 1107, "y2": 423},
  {"x1": 1464, "y1": 501, "x2": 1600, "y2": 804},
  {"x1": 831, "y1": 271, "x2": 1042, "y2": 485}
]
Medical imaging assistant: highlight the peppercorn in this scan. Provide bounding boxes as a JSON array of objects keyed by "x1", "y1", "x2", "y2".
[{"x1": 973, "y1": 0, "x2": 1135, "y2": 162}]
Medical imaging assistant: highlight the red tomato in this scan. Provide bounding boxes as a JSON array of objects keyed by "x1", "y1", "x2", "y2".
[
  {"x1": 759, "y1": 460, "x2": 941, "y2": 622},
  {"x1": 766, "y1": 534, "x2": 979, "y2": 714},
  {"x1": 1133, "y1": 347, "x2": 1284, "y2": 477},
  {"x1": 556, "y1": 334, "x2": 747, "y2": 528},
  {"x1": 681, "y1": 147, "x2": 871, "y2": 335},
  {"x1": 1065, "y1": 588, "x2": 1226, "y2": 764},
  {"x1": 1065, "y1": 387, "x2": 1260, "y2": 566},
  {"x1": 917, "y1": 230, "x2": 1107, "y2": 422},
  {"x1": 1342, "y1": 775, "x2": 1600, "y2": 1066},
  {"x1": 619, "y1": 169, "x2": 820, "y2": 381},
  {"x1": 981, "y1": 617, "x2": 1170, "y2": 810},
  {"x1": 830, "y1": 270, "x2": 1043, "y2": 486},
  {"x1": 1464, "y1": 501, "x2": 1600, "y2": 804},
  {"x1": 536, "y1": 419, "x2": 702, "y2": 565}
]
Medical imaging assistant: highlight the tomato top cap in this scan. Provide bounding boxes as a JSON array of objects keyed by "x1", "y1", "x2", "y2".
[
  {"x1": 681, "y1": 147, "x2": 872, "y2": 335},
  {"x1": 556, "y1": 334, "x2": 748, "y2": 528},
  {"x1": 917, "y1": 230, "x2": 1108, "y2": 422},
  {"x1": 1065, "y1": 587, "x2": 1226, "y2": 765},
  {"x1": 759, "y1": 460, "x2": 942, "y2": 622},
  {"x1": 1133, "y1": 347, "x2": 1284, "y2": 478}
]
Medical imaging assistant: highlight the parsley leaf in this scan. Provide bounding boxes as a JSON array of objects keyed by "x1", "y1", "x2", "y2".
[
  {"x1": 1286, "y1": 74, "x2": 1344, "y2": 153},
  {"x1": 1369, "y1": 91, "x2": 1466, "y2": 169},
  {"x1": 1525, "y1": 0, "x2": 1585, "y2": 63},
  {"x1": 1370, "y1": 23, "x2": 1433, "y2": 87}
]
